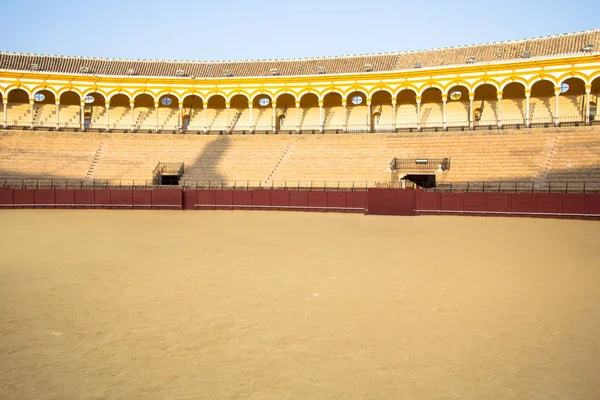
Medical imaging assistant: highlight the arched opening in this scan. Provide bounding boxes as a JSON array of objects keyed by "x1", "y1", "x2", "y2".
[
  {"x1": 445, "y1": 85, "x2": 469, "y2": 127},
  {"x1": 370, "y1": 90, "x2": 392, "y2": 132},
  {"x1": 59, "y1": 91, "x2": 81, "y2": 129},
  {"x1": 134, "y1": 94, "x2": 155, "y2": 130},
  {"x1": 322, "y1": 92, "x2": 343, "y2": 131},
  {"x1": 530, "y1": 80, "x2": 555, "y2": 124},
  {"x1": 346, "y1": 91, "x2": 368, "y2": 132},
  {"x1": 275, "y1": 93, "x2": 295, "y2": 132},
  {"x1": 559, "y1": 77, "x2": 586, "y2": 122},
  {"x1": 182, "y1": 95, "x2": 203, "y2": 131},
  {"x1": 32, "y1": 90, "x2": 56, "y2": 128},
  {"x1": 473, "y1": 84, "x2": 498, "y2": 126},
  {"x1": 7, "y1": 89, "x2": 31, "y2": 127},
  {"x1": 83, "y1": 93, "x2": 106, "y2": 129},
  {"x1": 158, "y1": 94, "x2": 179, "y2": 130},
  {"x1": 207, "y1": 94, "x2": 227, "y2": 131},
  {"x1": 299, "y1": 93, "x2": 319, "y2": 131},
  {"x1": 109, "y1": 93, "x2": 131, "y2": 129},
  {"x1": 591, "y1": 77, "x2": 600, "y2": 121},
  {"x1": 420, "y1": 88, "x2": 443, "y2": 128},
  {"x1": 229, "y1": 94, "x2": 249, "y2": 131},
  {"x1": 396, "y1": 89, "x2": 417, "y2": 129},
  {"x1": 501, "y1": 82, "x2": 526, "y2": 125},
  {"x1": 252, "y1": 94, "x2": 273, "y2": 131}
]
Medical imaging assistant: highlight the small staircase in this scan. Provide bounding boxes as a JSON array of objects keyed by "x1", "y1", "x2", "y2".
[
  {"x1": 540, "y1": 136, "x2": 558, "y2": 180},
  {"x1": 230, "y1": 111, "x2": 242, "y2": 130},
  {"x1": 265, "y1": 142, "x2": 293, "y2": 183},
  {"x1": 85, "y1": 142, "x2": 105, "y2": 180}
]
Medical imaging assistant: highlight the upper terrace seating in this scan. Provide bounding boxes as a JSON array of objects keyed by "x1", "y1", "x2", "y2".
[
  {"x1": 1, "y1": 127, "x2": 599, "y2": 185},
  {"x1": 2, "y1": 30, "x2": 598, "y2": 78}
]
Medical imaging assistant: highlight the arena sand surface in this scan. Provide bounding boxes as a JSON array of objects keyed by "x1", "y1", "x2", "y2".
[{"x1": 0, "y1": 210, "x2": 599, "y2": 400}]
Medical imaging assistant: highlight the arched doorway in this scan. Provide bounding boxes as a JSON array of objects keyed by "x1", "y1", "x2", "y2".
[
  {"x1": 59, "y1": 91, "x2": 81, "y2": 129},
  {"x1": 207, "y1": 94, "x2": 227, "y2": 132},
  {"x1": 252, "y1": 94, "x2": 273, "y2": 132},
  {"x1": 182, "y1": 95, "x2": 203, "y2": 132},
  {"x1": 299, "y1": 93, "x2": 319, "y2": 132},
  {"x1": 109, "y1": 93, "x2": 131, "y2": 130},
  {"x1": 590, "y1": 76, "x2": 600, "y2": 122},
  {"x1": 395, "y1": 89, "x2": 417, "y2": 130},
  {"x1": 32, "y1": 90, "x2": 56, "y2": 128},
  {"x1": 501, "y1": 82, "x2": 526, "y2": 126},
  {"x1": 346, "y1": 91, "x2": 368, "y2": 133},
  {"x1": 229, "y1": 94, "x2": 249, "y2": 132},
  {"x1": 158, "y1": 94, "x2": 179, "y2": 131},
  {"x1": 275, "y1": 93, "x2": 295, "y2": 132},
  {"x1": 445, "y1": 85, "x2": 469, "y2": 127},
  {"x1": 530, "y1": 80, "x2": 555, "y2": 125},
  {"x1": 371, "y1": 90, "x2": 392, "y2": 132},
  {"x1": 321, "y1": 92, "x2": 342, "y2": 132},
  {"x1": 473, "y1": 84, "x2": 498, "y2": 126},
  {"x1": 420, "y1": 88, "x2": 443, "y2": 129},
  {"x1": 133, "y1": 94, "x2": 155, "y2": 131},
  {"x1": 7, "y1": 88, "x2": 31, "y2": 127},
  {"x1": 83, "y1": 93, "x2": 106, "y2": 130},
  {"x1": 558, "y1": 77, "x2": 586, "y2": 123}
]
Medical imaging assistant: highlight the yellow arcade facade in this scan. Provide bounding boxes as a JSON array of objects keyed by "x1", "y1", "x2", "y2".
[{"x1": 1, "y1": 31, "x2": 600, "y2": 133}]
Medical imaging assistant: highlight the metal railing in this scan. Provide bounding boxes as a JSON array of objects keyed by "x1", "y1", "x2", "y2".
[
  {"x1": 390, "y1": 158, "x2": 451, "y2": 171},
  {"x1": 1, "y1": 177, "x2": 599, "y2": 193},
  {"x1": 426, "y1": 181, "x2": 600, "y2": 193},
  {"x1": 3, "y1": 116, "x2": 599, "y2": 134}
]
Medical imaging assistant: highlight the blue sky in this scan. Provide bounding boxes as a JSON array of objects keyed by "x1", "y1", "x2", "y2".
[{"x1": 1, "y1": 0, "x2": 598, "y2": 61}]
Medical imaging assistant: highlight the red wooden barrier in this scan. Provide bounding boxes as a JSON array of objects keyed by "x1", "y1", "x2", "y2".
[
  {"x1": 367, "y1": 189, "x2": 415, "y2": 215},
  {"x1": 271, "y1": 190, "x2": 290, "y2": 208},
  {"x1": 0, "y1": 188, "x2": 13, "y2": 206},
  {"x1": 94, "y1": 189, "x2": 111, "y2": 208},
  {"x1": 233, "y1": 190, "x2": 252, "y2": 208},
  {"x1": 55, "y1": 189, "x2": 75, "y2": 209},
  {"x1": 13, "y1": 189, "x2": 34, "y2": 208},
  {"x1": 132, "y1": 190, "x2": 152, "y2": 208},
  {"x1": 110, "y1": 190, "x2": 133, "y2": 208},
  {"x1": 182, "y1": 190, "x2": 197, "y2": 210},
  {"x1": 35, "y1": 189, "x2": 54, "y2": 208},
  {"x1": 215, "y1": 190, "x2": 233, "y2": 210},
  {"x1": 151, "y1": 189, "x2": 182, "y2": 210},
  {"x1": 252, "y1": 190, "x2": 271, "y2": 208},
  {"x1": 75, "y1": 190, "x2": 94, "y2": 208}
]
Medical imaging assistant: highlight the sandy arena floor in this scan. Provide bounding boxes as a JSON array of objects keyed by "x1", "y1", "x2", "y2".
[{"x1": 0, "y1": 210, "x2": 599, "y2": 399}]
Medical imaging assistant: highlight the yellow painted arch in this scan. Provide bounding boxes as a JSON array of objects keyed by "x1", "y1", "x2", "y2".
[
  {"x1": 471, "y1": 79, "x2": 500, "y2": 92},
  {"x1": 418, "y1": 82, "x2": 444, "y2": 96},
  {"x1": 30, "y1": 85, "x2": 58, "y2": 98},
  {"x1": 394, "y1": 85, "x2": 419, "y2": 97},
  {"x1": 527, "y1": 75, "x2": 558, "y2": 89},
  {"x1": 443, "y1": 80, "x2": 471, "y2": 93},
  {"x1": 57, "y1": 87, "x2": 83, "y2": 98},
  {"x1": 369, "y1": 85, "x2": 395, "y2": 97},
  {"x1": 499, "y1": 76, "x2": 528, "y2": 91},
  {"x1": 4, "y1": 84, "x2": 30, "y2": 97},
  {"x1": 131, "y1": 90, "x2": 157, "y2": 101},
  {"x1": 557, "y1": 71, "x2": 589, "y2": 85}
]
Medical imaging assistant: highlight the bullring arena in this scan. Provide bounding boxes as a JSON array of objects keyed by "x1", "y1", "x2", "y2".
[{"x1": 1, "y1": 29, "x2": 600, "y2": 399}]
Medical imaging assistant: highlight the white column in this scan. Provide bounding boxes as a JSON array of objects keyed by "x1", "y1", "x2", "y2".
[
  {"x1": 525, "y1": 90, "x2": 531, "y2": 127},
  {"x1": 416, "y1": 96, "x2": 421, "y2": 131},
  {"x1": 203, "y1": 104, "x2": 208, "y2": 133},
  {"x1": 155, "y1": 102, "x2": 159, "y2": 132},
  {"x1": 392, "y1": 99, "x2": 397, "y2": 131},
  {"x1": 179, "y1": 104, "x2": 183, "y2": 132},
  {"x1": 366, "y1": 98, "x2": 372, "y2": 132},
  {"x1": 318, "y1": 100, "x2": 324, "y2": 132},
  {"x1": 496, "y1": 91, "x2": 503, "y2": 128},
  {"x1": 105, "y1": 101, "x2": 110, "y2": 131},
  {"x1": 226, "y1": 102, "x2": 230, "y2": 132},
  {"x1": 3, "y1": 99, "x2": 7, "y2": 128},
  {"x1": 295, "y1": 101, "x2": 300, "y2": 133},
  {"x1": 80, "y1": 100, "x2": 85, "y2": 131},
  {"x1": 554, "y1": 87, "x2": 560, "y2": 126},
  {"x1": 342, "y1": 99, "x2": 347, "y2": 132},
  {"x1": 442, "y1": 95, "x2": 447, "y2": 130},
  {"x1": 55, "y1": 99, "x2": 60, "y2": 130},
  {"x1": 272, "y1": 101, "x2": 277, "y2": 133},
  {"x1": 248, "y1": 101, "x2": 253, "y2": 132},
  {"x1": 130, "y1": 101, "x2": 135, "y2": 130},
  {"x1": 469, "y1": 94, "x2": 475, "y2": 129},
  {"x1": 30, "y1": 98, "x2": 34, "y2": 128},
  {"x1": 585, "y1": 86, "x2": 592, "y2": 124}
]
